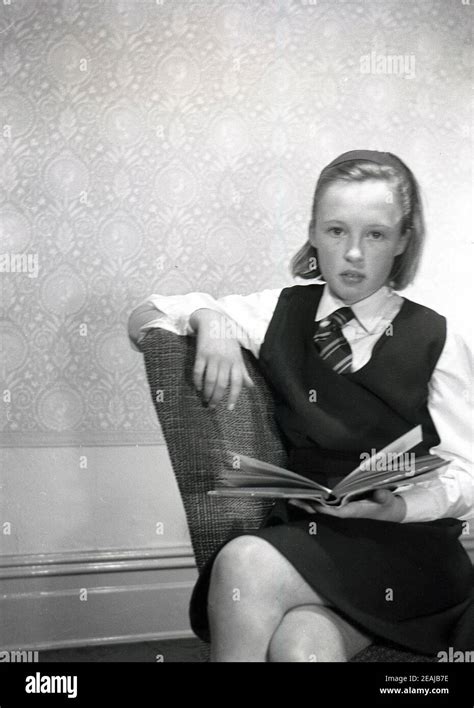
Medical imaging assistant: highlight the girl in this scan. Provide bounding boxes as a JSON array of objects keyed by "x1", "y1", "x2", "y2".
[{"x1": 128, "y1": 150, "x2": 474, "y2": 662}]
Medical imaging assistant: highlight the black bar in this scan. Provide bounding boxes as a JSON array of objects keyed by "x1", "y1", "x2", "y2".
[{"x1": 0, "y1": 661, "x2": 473, "y2": 706}]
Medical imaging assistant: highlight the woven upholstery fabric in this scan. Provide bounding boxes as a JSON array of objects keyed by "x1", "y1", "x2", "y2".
[
  {"x1": 141, "y1": 327, "x2": 286, "y2": 571},
  {"x1": 140, "y1": 327, "x2": 435, "y2": 663}
]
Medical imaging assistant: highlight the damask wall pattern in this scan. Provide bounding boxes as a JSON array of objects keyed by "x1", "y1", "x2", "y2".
[{"x1": 0, "y1": 0, "x2": 471, "y2": 445}]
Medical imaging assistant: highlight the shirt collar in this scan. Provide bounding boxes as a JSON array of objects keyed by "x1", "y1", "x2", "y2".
[{"x1": 315, "y1": 284, "x2": 398, "y2": 334}]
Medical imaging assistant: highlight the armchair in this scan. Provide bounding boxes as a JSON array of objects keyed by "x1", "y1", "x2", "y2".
[{"x1": 140, "y1": 327, "x2": 436, "y2": 662}]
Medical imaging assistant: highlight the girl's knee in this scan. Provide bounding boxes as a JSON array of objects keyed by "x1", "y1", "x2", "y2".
[
  {"x1": 267, "y1": 606, "x2": 347, "y2": 662},
  {"x1": 210, "y1": 535, "x2": 280, "y2": 588},
  {"x1": 207, "y1": 535, "x2": 286, "y2": 621}
]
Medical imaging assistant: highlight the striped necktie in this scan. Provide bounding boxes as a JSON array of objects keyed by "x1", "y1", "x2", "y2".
[{"x1": 313, "y1": 307, "x2": 355, "y2": 374}]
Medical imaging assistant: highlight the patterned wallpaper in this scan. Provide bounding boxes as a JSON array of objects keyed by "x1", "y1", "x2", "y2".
[{"x1": 0, "y1": 0, "x2": 471, "y2": 446}]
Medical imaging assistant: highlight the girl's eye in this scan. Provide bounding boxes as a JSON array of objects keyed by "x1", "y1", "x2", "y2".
[
  {"x1": 367, "y1": 231, "x2": 384, "y2": 240},
  {"x1": 328, "y1": 227, "x2": 343, "y2": 236}
]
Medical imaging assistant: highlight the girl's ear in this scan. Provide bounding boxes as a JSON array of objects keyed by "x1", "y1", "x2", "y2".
[{"x1": 394, "y1": 228, "x2": 410, "y2": 256}]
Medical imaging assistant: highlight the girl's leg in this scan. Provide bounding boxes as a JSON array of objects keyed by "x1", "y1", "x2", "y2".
[
  {"x1": 267, "y1": 604, "x2": 373, "y2": 662},
  {"x1": 207, "y1": 534, "x2": 337, "y2": 662}
]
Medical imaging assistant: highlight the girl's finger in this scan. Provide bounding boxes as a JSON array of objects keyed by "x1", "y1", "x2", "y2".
[
  {"x1": 226, "y1": 365, "x2": 243, "y2": 410},
  {"x1": 193, "y1": 355, "x2": 206, "y2": 392},
  {"x1": 207, "y1": 361, "x2": 231, "y2": 406},
  {"x1": 242, "y1": 364, "x2": 255, "y2": 388},
  {"x1": 202, "y1": 357, "x2": 219, "y2": 402},
  {"x1": 288, "y1": 499, "x2": 317, "y2": 514},
  {"x1": 314, "y1": 505, "x2": 340, "y2": 516},
  {"x1": 372, "y1": 489, "x2": 393, "y2": 505}
]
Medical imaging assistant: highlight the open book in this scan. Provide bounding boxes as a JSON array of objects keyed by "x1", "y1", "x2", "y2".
[{"x1": 208, "y1": 426, "x2": 448, "y2": 507}]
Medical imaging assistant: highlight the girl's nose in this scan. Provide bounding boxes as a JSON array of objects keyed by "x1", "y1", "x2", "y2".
[{"x1": 344, "y1": 240, "x2": 364, "y2": 262}]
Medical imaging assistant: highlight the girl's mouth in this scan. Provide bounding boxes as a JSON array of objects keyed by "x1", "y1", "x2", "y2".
[{"x1": 340, "y1": 271, "x2": 365, "y2": 284}]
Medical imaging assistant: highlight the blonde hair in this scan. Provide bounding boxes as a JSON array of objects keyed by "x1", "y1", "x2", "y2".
[{"x1": 290, "y1": 154, "x2": 425, "y2": 290}]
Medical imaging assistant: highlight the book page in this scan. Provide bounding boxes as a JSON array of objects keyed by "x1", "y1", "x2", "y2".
[
  {"x1": 208, "y1": 488, "x2": 330, "y2": 501},
  {"x1": 223, "y1": 450, "x2": 332, "y2": 493},
  {"x1": 333, "y1": 426, "x2": 423, "y2": 495}
]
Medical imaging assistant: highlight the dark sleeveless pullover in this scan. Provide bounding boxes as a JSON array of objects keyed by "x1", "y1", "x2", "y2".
[{"x1": 258, "y1": 285, "x2": 447, "y2": 484}]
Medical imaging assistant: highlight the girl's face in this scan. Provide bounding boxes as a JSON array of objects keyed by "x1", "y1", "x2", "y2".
[{"x1": 310, "y1": 179, "x2": 408, "y2": 305}]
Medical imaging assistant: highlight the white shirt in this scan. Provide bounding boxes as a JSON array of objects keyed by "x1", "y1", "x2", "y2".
[{"x1": 128, "y1": 284, "x2": 474, "y2": 524}]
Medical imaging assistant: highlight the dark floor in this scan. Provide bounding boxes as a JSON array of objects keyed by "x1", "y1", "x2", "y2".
[{"x1": 38, "y1": 638, "x2": 434, "y2": 662}]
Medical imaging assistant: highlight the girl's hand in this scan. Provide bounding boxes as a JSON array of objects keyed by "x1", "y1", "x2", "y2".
[
  {"x1": 289, "y1": 489, "x2": 407, "y2": 523},
  {"x1": 190, "y1": 308, "x2": 255, "y2": 410}
]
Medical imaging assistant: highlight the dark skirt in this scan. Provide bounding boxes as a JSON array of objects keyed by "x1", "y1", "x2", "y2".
[{"x1": 189, "y1": 500, "x2": 474, "y2": 655}]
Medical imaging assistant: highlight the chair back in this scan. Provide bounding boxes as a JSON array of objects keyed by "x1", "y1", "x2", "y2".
[{"x1": 141, "y1": 328, "x2": 288, "y2": 571}]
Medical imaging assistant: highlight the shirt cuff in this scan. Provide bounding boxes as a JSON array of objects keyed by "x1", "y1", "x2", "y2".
[
  {"x1": 397, "y1": 484, "x2": 445, "y2": 523},
  {"x1": 397, "y1": 461, "x2": 474, "y2": 522},
  {"x1": 128, "y1": 292, "x2": 225, "y2": 350}
]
